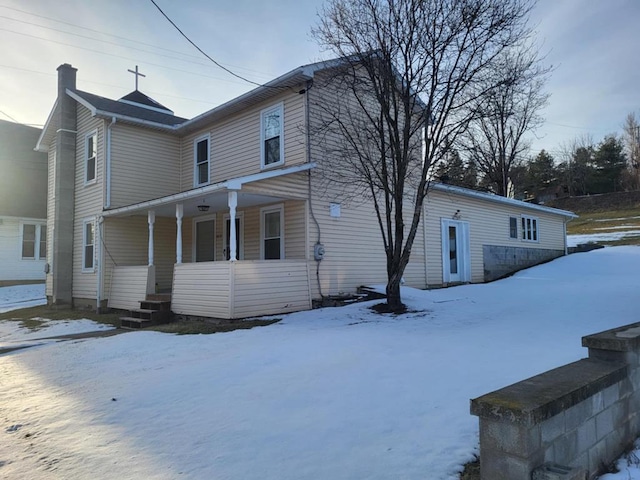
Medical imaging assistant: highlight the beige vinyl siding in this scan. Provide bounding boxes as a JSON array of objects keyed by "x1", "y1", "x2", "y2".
[
  {"x1": 108, "y1": 265, "x2": 154, "y2": 310},
  {"x1": 179, "y1": 92, "x2": 306, "y2": 191},
  {"x1": 424, "y1": 189, "x2": 567, "y2": 286},
  {"x1": 242, "y1": 172, "x2": 308, "y2": 199},
  {"x1": 110, "y1": 124, "x2": 180, "y2": 208},
  {"x1": 307, "y1": 188, "x2": 427, "y2": 299},
  {"x1": 72, "y1": 105, "x2": 103, "y2": 301},
  {"x1": 232, "y1": 261, "x2": 311, "y2": 317},
  {"x1": 102, "y1": 216, "x2": 176, "y2": 300},
  {"x1": 171, "y1": 260, "x2": 311, "y2": 319},
  {"x1": 172, "y1": 262, "x2": 232, "y2": 318},
  {"x1": 45, "y1": 142, "x2": 56, "y2": 296}
]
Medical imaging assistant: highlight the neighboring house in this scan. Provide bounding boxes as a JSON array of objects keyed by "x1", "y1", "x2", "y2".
[
  {"x1": 0, "y1": 120, "x2": 47, "y2": 285},
  {"x1": 36, "y1": 62, "x2": 576, "y2": 318}
]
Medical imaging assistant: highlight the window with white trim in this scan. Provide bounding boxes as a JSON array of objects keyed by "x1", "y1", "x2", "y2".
[
  {"x1": 261, "y1": 205, "x2": 283, "y2": 260},
  {"x1": 260, "y1": 104, "x2": 283, "y2": 168},
  {"x1": 194, "y1": 135, "x2": 210, "y2": 186},
  {"x1": 509, "y1": 217, "x2": 518, "y2": 239},
  {"x1": 85, "y1": 131, "x2": 97, "y2": 184},
  {"x1": 82, "y1": 219, "x2": 95, "y2": 271},
  {"x1": 21, "y1": 223, "x2": 46, "y2": 260},
  {"x1": 521, "y1": 215, "x2": 538, "y2": 242}
]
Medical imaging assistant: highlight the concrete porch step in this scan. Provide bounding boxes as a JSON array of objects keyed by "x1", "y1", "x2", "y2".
[
  {"x1": 120, "y1": 316, "x2": 152, "y2": 329},
  {"x1": 146, "y1": 293, "x2": 171, "y2": 302},
  {"x1": 140, "y1": 300, "x2": 171, "y2": 311}
]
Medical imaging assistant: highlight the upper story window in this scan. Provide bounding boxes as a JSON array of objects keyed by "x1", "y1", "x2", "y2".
[
  {"x1": 509, "y1": 217, "x2": 518, "y2": 239},
  {"x1": 521, "y1": 215, "x2": 538, "y2": 242},
  {"x1": 85, "y1": 131, "x2": 97, "y2": 184},
  {"x1": 194, "y1": 135, "x2": 210, "y2": 186},
  {"x1": 21, "y1": 223, "x2": 46, "y2": 260},
  {"x1": 261, "y1": 104, "x2": 284, "y2": 169}
]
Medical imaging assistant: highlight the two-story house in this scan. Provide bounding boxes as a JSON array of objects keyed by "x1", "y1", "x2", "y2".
[{"x1": 36, "y1": 62, "x2": 575, "y2": 318}]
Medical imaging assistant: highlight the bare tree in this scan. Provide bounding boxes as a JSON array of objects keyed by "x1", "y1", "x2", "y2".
[
  {"x1": 311, "y1": 0, "x2": 539, "y2": 311},
  {"x1": 622, "y1": 112, "x2": 640, "y2": 190},
  {"x1": 462, "y1": 46, "x2": 551, "y2": 197}
]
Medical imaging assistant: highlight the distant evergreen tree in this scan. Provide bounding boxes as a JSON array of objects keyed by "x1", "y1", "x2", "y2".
[{"x1": 590, "y1": 135, "x2": 627, "y2": 193}]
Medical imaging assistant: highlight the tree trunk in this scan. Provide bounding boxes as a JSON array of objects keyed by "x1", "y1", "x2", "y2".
[{"x1": 386, "y1": 270, "x2": 404, "y2": 313}]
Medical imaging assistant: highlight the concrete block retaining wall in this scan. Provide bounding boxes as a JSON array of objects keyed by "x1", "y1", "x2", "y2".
[
  {"x1": 471, "y1": 322, "x2": 640, "y2": 479},
  {"x1": 482, "y1": 245, "x2": 564, "y2": 282}
]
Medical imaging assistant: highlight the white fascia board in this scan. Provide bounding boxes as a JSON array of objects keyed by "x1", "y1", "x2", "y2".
[
  {"x1": 34, "y1": 99, "x2": 59, "y2": 152},
  {"x1": 66, "y1": 89, "x2": 96, "y2": 115},
  {"x1": 226, "y1": 162, "x2": 316, "y2": 189},
  {"x1": 430, "y1": 183, "x2": 578, "y2": 219}
]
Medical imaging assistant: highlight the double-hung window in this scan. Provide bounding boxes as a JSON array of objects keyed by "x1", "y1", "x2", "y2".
[
  {"x1": 261, "y1": 205, "x2": 283, "y2": 260},
  {"x1": 521, "y1": 215, "x2": 538, "y2": 242},
  {"x1": 194, "y1": 135, "x2": 210, "y2": 186},
  {"x1": 82, "y1": 219, "x2": 95, "y2": 271},
  {"x1": 260, "y1": 104, "x2": 283, "y2": 168},
  {"x1": 21, "y1": 223, "x2": 46, "y2": 260},
  {"x1": 85, "y1": 131, "x2": 97, "y2": 184},
  {"x1": 509, "y1": 217, "x2": 518, "y2": 239}
]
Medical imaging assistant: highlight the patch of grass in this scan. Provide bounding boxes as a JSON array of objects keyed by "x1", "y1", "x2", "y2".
[
  {"x1": 567, "y1": 207, "x2": 640, "y2": 235},
  {"x1": 148, "y1": 319, "x2": 280, "y2": 335},
  {"x1": 0, "y1": 305, "x2": 121, "y2": 327},
  {"x1": 18, "y1": 318, "x2": 48, "y2": 331},
  {"x1": 459, "y1": 456, "x2": 480, "y2": 480}
]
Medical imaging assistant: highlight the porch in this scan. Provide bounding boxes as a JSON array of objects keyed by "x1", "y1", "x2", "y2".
[{"x1": 102, "y1": 164, "x2": 315, "y2": 319}]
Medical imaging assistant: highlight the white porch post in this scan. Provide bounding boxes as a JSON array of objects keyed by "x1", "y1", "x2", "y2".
[
  {"x1": 148, "y1": 210, "x2": 155, "y2": 266},
  {"x1": 176, "y1": 203, "x2": 183, "y2": 264},
  {"x1": 228, "y1": 190, "x2": 238, "y2": 261}
]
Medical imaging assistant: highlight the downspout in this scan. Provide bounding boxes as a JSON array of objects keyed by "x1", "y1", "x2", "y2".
[
  {"x1": 96, "y1": 215, "x2": 104, "y2": 312},
  {"x1": 105, "y1": 117, "x2": 116, "y2": 208},
  {"x1": 422, "y1": 203, "x2": 429, "y2": 288},
  {"x1": 302, "y1": 79, "x2": 324, "y2": 299},
  {"x1": 563, "y1": 217, "x2": 568, "y2": 256}
]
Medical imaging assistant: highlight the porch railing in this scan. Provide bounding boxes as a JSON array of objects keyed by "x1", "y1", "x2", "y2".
[
  {"x1": 171, "y1": 260, "x2": 311, "y2": 319},
  {"x1": 108, "y1": 265, "x2": 155, "y2": 311}
]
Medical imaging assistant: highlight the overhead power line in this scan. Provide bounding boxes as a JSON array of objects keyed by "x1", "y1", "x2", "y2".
[{"x1": 147, "y1": 0, "x2": 287, "y2": 91}]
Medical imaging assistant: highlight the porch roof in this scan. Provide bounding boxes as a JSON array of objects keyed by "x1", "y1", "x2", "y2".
[{"x1": 101, "y1": 162, "x2": 316, "y2": 218}]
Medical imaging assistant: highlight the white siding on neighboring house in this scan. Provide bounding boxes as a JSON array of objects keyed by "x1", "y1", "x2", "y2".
[
  {"x1": 0, "y1": 217, "x2": 46, "y2": 282},
  {"x1": 109, "y1": 124, "x2": 181, "y2": 208},
  {"x1": 423, "y1": 188, "x2": 567, "y2": 286},
  {"x1": 179, "y1": 92, "x2": 306, "y2": 191},
  {"x1": 72, "y1": 105, "x2": 104, "y2": 303}
]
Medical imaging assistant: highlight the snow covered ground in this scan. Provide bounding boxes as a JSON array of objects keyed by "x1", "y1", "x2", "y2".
[
  {"x1": 0, "y1": 283, "x2": 46, "y2": 313},
  {"x1": 567, "y1": 230, "x2": 640, "y2": 247},
  {"x1": 1, "y1": 247, "x2": 639, "y2": 479}
]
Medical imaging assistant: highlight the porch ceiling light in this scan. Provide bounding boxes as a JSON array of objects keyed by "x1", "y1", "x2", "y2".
[{"x1": 197, "y1": 203, "x2": 210, "y2": 212}]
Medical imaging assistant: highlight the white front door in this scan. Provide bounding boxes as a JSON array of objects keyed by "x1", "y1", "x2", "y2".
[{"x1": 441, "y1": 219, "x2": 471, "y2": 283}]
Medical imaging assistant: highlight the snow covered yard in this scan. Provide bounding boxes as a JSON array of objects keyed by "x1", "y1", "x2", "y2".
[
  {"x1": 0, "y1": 283, "x2": 46, "y2": 313},
  {"x1": 1, "y1": 247, "x2": 639, "y2": 480}
]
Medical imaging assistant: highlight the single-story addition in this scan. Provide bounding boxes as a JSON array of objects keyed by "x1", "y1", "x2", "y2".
[
  {"x1": 0, "y1": 120, "x2": 48, "y2": 285},
  {"x1": 36, "y1": 61, "x2": 576, "y2": 319}
]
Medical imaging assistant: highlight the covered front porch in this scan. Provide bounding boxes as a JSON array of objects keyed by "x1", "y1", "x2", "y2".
[{"x1": 100, "y1": 164, "x2": 314, "y2": 319}]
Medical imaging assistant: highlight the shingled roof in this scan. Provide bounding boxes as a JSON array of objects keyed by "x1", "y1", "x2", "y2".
[{"x1": 70, "y1": 89, "x2": 187, "y2": 127}]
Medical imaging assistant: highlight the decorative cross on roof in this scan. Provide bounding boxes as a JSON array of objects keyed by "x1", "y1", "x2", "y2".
[{"x1": 127, "y1": 65, "x2": 146, "y2": 91}]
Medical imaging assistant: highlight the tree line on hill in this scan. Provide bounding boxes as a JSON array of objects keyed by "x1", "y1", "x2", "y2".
[{"x1": 435, "y1": 112, "x2": 640, "y2": 202}]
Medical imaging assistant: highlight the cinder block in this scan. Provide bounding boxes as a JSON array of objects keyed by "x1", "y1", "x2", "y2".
[
  {"x1": 576, "y1": 418, "x2": 596, "y2": 453},
  {"x1": 553, "y1": 430, "x2": 578, "y2": 466},
  {"x1": 588, "y1": 439, "x2": 607, "y2": 473},
  {"x1": 602, "y1": 383, "x2": 620, "y2": 409},
  {"x1": 481, "y1": 453, "x2": 535, "y2": 480},
  {"x1": 542, "y1": 413, "x2": 566, "y2": 443},
  {"x1": 565, "y1": 401, "x2": 593, "y2": 432},
  {"x1": 480, "y1": 419, "x2": 541, "y2": 456},
  {"x1": 595, "y1": 409, "x2": 614, "y2": 438},
  {"x1": 532, "y1": 463, "x2": 586, "y2": 480}
]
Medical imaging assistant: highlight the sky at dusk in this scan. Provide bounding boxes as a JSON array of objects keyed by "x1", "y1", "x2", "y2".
[{"x1": 1, "y1": 0, "x2": 638, "y2": 159}]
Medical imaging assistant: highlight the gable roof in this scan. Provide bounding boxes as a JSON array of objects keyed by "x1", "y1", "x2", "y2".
[
  {"x1": 118, "y1": 90, "x2": 174, "y2": 114},
  {"x1": 430, "y1": 183, "x2": 577, "y2": 219},
  {"x1": 69, "y1": 89, "x2": 187, "y2": 127}
]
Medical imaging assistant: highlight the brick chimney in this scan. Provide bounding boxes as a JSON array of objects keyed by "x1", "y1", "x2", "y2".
[{"x1": 52, "y1": 64, "x2": 78, "y2": 306}]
